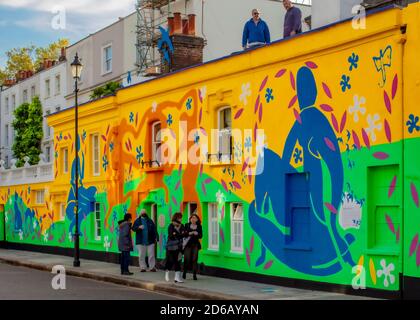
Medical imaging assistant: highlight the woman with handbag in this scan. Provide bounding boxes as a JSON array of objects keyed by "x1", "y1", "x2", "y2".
[
  {"x1": 182, "y1": 213, "x2": 202, "y2": 280},
  {"x1": 164, "y1": 212, "x2": 186, "y2": 283}
]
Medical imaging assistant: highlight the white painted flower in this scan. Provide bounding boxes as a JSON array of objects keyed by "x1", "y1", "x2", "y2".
[
  {"x1": 18, "y1": 230, "x2": 23, "y2": 240},
  {"x1": 349, "y1": 95, "x2": 366, "y2": 123},
  {"x1": 239, "y1": 83, "x2": 251, "y2": 106},
  {"x1": 43, "y1": 232, "x2": 49, "y2": 243},
  {"x1": 68, "y1": 233, "x2": 73, "y2": 242},
  {"x1": 256, "y1": 134, "x2": 268, "y2": 158},
  {"x1": 377, "y1": 259, "x2": 395, "y2": 288},
  {"x1": 103, "y1": 236, "x2": 111, "y2": 252},
  {"x1": 366, "y1": 114, "x2": 382, "y2": 142},
  {"x1": 199, "y1": 86, "x2": 207, "y2": 100},
  {"x1": 216, "y1": 190, "x2": 226, "y2": 206},
  {"x1": 4, "y1": 213, "x2": 8, "y2": 223},
  {"x1": 151, "y1": 102, "x2": 158, "y2": 113},
  {"x1": 339, "y1": 193, "x2": 362, "y2": 230},
  {"x1": 33, "y1": 220, "x2": 37, "y2": 230}
]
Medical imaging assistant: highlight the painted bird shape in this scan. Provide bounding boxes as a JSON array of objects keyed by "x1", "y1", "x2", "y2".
[
  {"x1": 373, "y1": 45, "x2": 392, "y2": 87},
  {"x1": 157, "y1": 26, "x2": 174, "y2": 64}
]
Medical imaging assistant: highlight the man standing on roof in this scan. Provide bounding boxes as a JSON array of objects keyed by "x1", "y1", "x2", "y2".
[
  {"x1": 283, "y1": 0, "x2": 302, "y2": 38},
  {"x1": 242, "y1": 9, "x2": 271, "y2": 50}
]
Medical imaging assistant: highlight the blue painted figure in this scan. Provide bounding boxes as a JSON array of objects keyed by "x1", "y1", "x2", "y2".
[
  {"x1": 66, "y1": 135, "x2": 97, "y2": 237},
  {"x1": 13, "y1": 192, "x2": 23, "y2": 232},
  {"x1": 249, "y1": 66, "x2": 355, "y2": 276}
]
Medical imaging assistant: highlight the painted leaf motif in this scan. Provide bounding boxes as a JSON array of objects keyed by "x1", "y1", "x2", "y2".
[
  {"x1": 373, "y1": 152, "x2": 389, "y2": 160},
  {"x1": 325, "y1": 202, "x2": 337, "y2": 214},
  {"x1": 199, "y1": 108, "x2": 203, "y2": 124},
  {"x1": 369, "y1": 258, "x2": 377, "y2": 285},
  {"x1": 172, "y1": 195, "x2": 178, "y2": 206},
  {"x1": 242, "y1": 158, "x2": 249, "y2": 172},
  {"x1": 204, "y1": 178, "x2": 213, "y2": 184},
  {"x1": 320, "y1": 104, "x2": 333, "y2": 112},
  {"x1": 221, "y1": 179, "x2": 229, "y2": 192},
  {"x1": 322, "y1": 82, "x2": 332, "y2": 99},
  {"x1": 385, "y1": 214, "x2": 395, "y2": 234},
  {"x1": 264, "y1": 260, "x2": 274, "y2": 270},
  {"x1": 246, "y1": 249, "x2": 251, "y2": 266},
  {"x1": 410, "y1": 234, "x2": 419, "y2": 257},
  {"x1": 254, "y1": 95, "x2": 260, "y2": 114},
  {"x1": 232, "y1": 181, "x2": 242, "y2": 189},
  {"x1": 396, "y1": 226, "x2": 400, "y2": 243},
  {"x1": 294, "y1": 109, "x2": 302, "y2": 124},
  {"x1": 178, "y1": 163, "x2": 183, "y2": 174},
  {"x1": 411, "y1": 182, "x2": 419, "y2": 208},
  {"x1": 250, "y1": 235, "x2": 255, "y2": 253},
  {"x1": 352, "y1": 131, "x2": 361, "y2": 150},
  {"x1": 331, "y1": 114, "x2": 339, "y2": 132},
  {"x1": 106, "y1": 125, "x2": 110, "y2": 136},
  {"x1": 362, "y1": 129, "x2": 371, "y2": 149},
  {"x1": 258, "y1": 103, "x2": 263, "y2": 122},
  {"x1": 275, "y1": 69, "x2": 286, "y2": 78},
  {"x1": 305, "y1": 61, "x2": 318, "y2": 69},
  {"x1": 384, "y1": 90, "x2": 392, "y2": 114},
  {"x1": 388, "y1": 175, "x2": 397, "y2": 198},
  {"x1": 357, "y1": 255, "x2": 365, "y2": 276},
  {"x1": 340, "y1": 111, "x2": 347, "y2": 133},
  {"x1": 417, "y1": 245, "x2": 420, "y2": 267},
  {"x1": 324, "y1": 137, "x2": 336, "y2": 152},
  {"x1": 290, "y1": 72, "x2": 296, "y2": 90},
  {"x1": 219, "y1": 228, "x2": 225, "y2": 243},
  {"x1": 392, "y1": 74, "x2": 398, "y2": 100},
  {"x1": 248, "y1": 167, "x2": 253, "y2": 184},
  {"x1": 384, "y1": 119, "x2": 392, "y2": 143},
  {"x1": 174, "y1": 180, "x2": 181, "y2": 191},
  {"x1": 220, "y1": 206, "x2": 225, "y2": 220},
  {"x1": 234, "y1": 108, "x2": 244, "y2": 120},
  {"x1": 288, "y1": 95, "x2": 298, "y2": 109},
  {"x1": 259, "y1": 76, "x2": 269, "y2": 92},
  {"x1": 200, "y1": 127, "x2": 207, "y2": 136},
  {"x1": 199, "y1": 164, "x2": 203, "y2": 177},
  {"x1": 201, "y1": 183, "x2": 207, "y2": 196}
]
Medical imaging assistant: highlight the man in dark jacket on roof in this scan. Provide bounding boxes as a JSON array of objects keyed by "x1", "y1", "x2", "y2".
[
  {"x1": 242, "y1": 9, "x2": 271, "y2": 50},
  {"x1": 118, "y1": 213, "x2": 134, "y2": 275},
  {"x1": 283, "y1": 0, "x2": 302, "y2": 38}
]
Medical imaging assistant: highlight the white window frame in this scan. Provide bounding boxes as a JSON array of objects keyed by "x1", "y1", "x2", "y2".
[
  {"x1": 55, "y1": 74, "x2": 61, "y2": 95},
  {"x1": 62, "y1": 147, "x2": 68, "y2": 174},
  {"x1": 59, "y1": 203, "x2": 66, "y2": 221},
  {"x1": 151, "y1": 121, "x2": 161, "y2": 167},
  {"x1": 230, "y1": 203, "x2": 244, "y2": 253},
  {"x1": 36, "y1": 190, "x2": 45, "y2": 205},
  {"x1": 208, "y1": 203, "x2": 219, "y2": 250},
  {"x1": 94, "y1": 202, "x2": 101, "y2": 241},
  {"x1": 45, "y1": 79, "x2": 51, "y2": 98},
  {"x1": 45, "y1": 109, "x2": 51, "y2": 139},
  {"x1": 92, "y1": 134, "x2": 100, "y2": 176},
  {"x1": 102, "y1": 44, "x2": 113, "y2": 75},
  {"x1": 217, "y1": 106, "x2": 232, "y2": 162}
]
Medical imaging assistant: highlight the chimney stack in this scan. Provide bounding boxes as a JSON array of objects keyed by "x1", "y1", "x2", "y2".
[
  {"x1": 188, "y1": 14, "x2": 196, "y2": 36},
  {"x1": 173, "y1": 12, "x2": 182, "y2": 34}
]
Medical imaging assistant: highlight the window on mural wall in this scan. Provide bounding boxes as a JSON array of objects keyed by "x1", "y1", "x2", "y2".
[
  {"x1": 230, "y1": 203, "x2": 244, "y2": 253},
  {"x1": 62, "y1": 147, "x2": 68, "y2": 174},
  {"x1": 92, "y1": 134, "x2": 100, "y2": 175},
  {"x1": 208, "y1": 203, "x2": 219, "y2": 250},
  {"x1": 218, "y1": 107, "x2": 232, "y2": 162},
  {"x1": 103, "y1": 45, "x2": 112, "y2": 74},
  {"x1": 36, "y1": 190, "x2": 45, "y2": 204},
  {"x1": 94, "y1": 202, "x2": 101, "y2": 240},
  {"x1": 187, "y1": 202, "x2": 198, "y2": 218},
  {"x1": 151, "y1": 121, "x2": 162, "y2": 167},
  {"x1": 59, "y1": 203, "x2": 66, "y2": 221}
]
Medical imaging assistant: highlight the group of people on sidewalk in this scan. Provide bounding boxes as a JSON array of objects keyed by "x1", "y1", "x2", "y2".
[
  {"x1": 117, "y1": 209, "x2": 202, "y2": 284},
  {"x1": 242, "y1": 0, "x2": 303, "y2": 50}
]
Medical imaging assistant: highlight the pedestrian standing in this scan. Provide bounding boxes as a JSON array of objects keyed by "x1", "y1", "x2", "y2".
[
  {"x1": 283, "y1": 0, "x2": 302, "y2": 38},
  {"x1": 182, "y1": 213, "x2": 202, "y2": 280},
  {"x1": 132, "y1": 209, "x2": 159, "y2": 272},
  {"x1": 242, "y1": 9, "x2": 271, "y2": 50},
  {"x1": 118, "y1": 213, "x2": 134, "y2": 275},
  {"x1": 164, "y1": 212, "x2": 187, "y2": 283}
]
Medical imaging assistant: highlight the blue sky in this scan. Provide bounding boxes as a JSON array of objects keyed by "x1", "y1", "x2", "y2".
[{"x1": 0, "y1": 0, "x2": 135, "y2": 68}]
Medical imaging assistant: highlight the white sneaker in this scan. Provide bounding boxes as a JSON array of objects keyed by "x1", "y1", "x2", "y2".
[
  {"x1": 174, "y1": 271, "x2": 184, "y2": 283},
  {"x1": 165, "y1": 271, "x2": 170, "y2": 282}
]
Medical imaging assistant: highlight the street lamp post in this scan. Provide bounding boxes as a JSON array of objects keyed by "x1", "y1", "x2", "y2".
[{"x1": 70, "y1": 53, "x2": 83, "y2": 267}]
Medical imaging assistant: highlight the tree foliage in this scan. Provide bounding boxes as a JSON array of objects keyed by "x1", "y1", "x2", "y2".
[
  {"x1": 12, "y1": 96, "x2": 44, "y2": 167},
  {"x1": 34, "y1": 38, "x2": 69, "y2": 70},
  {"x1": 90, "y1": 81, "x2": 121, "y2": 100}
]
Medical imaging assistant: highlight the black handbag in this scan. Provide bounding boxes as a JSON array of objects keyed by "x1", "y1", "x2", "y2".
[{"x1": 166, "y1": 238, "x2": 181, "y2": 251}]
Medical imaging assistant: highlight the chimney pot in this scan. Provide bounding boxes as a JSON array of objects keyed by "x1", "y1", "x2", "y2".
[
  {"x1": 173, "y1": 12, "x2": 182, "y2": 34},
  {"x1": 182, "y1": 18, "x2": 189, "y2": 35},
  {"x1": 168, "y1": 17, "x2": 175, "y2": 36},
  {"x1": 188, "y1": 14, "x2": 196, "y2": 36}
]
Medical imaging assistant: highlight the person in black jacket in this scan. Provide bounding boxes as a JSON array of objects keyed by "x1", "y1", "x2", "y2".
[
  {"x1": 132, "y1": 209, "x2": 159, "y2": 272},
  {"x1": 182, "y1": 213, "x2": 202, "y2": 280},
  {"x1": 118, "y1": 213, "x2": 133, "y2": 275},
  {"x1": 164, "y1": 212, "x2": 187, "y2": 283}
]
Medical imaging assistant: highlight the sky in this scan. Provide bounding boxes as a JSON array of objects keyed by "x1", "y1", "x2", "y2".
[{"x1": 0, "y1": 0, "x2": 135, "y2": 68}]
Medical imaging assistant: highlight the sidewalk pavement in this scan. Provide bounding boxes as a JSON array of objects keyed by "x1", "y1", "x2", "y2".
[{"x1": 0, "y1": 249, "x2": 376, "y2": 300}]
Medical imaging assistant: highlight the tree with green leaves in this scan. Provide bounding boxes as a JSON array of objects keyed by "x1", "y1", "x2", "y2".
[
  {"x1": 12, "y1": 96, "x2": 43, "y2": 167},
  {"x1": 90, "y1": 81, "x2": 121, "y2": 100}
]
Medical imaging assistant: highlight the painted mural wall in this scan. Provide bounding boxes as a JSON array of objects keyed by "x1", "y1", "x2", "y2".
[{"x1": 2, "y1": 4, "x2": 420, "y2": 294}]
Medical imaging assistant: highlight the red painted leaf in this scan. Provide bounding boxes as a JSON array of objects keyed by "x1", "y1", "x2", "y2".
[
  {"x1": 388, "y1": 176, "x2": 397, "y2": 198},
  {"x1": 331, "y1": 114, "x2": 339, "y2": 132},
  {"x1": 220, "y1": 228, "x2": 225, "y2": 243},
  {"x1": 288, "y1": 95, "x2": 298, "y2": 109},
  {"x1": 290, "y1": 72, "x2": 296, "y2": 90},
  {"x1": 294, "y1": 109, "x2": 302, "y2": 124},
  {"x1": 129, "y1": 162, "x2": 133, "y2": 174},
  {"x1": 200, "y1": 127, "x2": 207, "y2": 136},
  {"x1": 221, "y1": 180, "x2": 229, "y2": 192},
  {"x1": 340, "y1": 111, "x2": 347, "y2": 133},
  {"x1": 174, "y1": 180, "x2": 181, "y2": 191},
  {"x1": 259, "y1": 76, "x2": 269, "y2": 92},
  {"x1": 305, "y1": 61, "x2": 318, "y2": 69},
  {"x1": 384, "y1": 119, "x2": 392, "y2": 143},
  {"x1": 275, "y1": 69, "x2": 286, "y2": 78},
  {"x1": 254, "y1": 95, "x2": 260, "y2": 114},
  {"x1": 396, "y1": 227, "x2": 400, "y2": 243},
  {"x1": 106, "y1": 125, "x2": 110, "y2": 136},
  {"x1": 410, "y1": 234, "x2": 419, "y2": 257},
  {"x1": 232, "y1": 181, "x2": 242, "y2": 189},
  {"x1": 320, "y1": 104, "x2": 333, "y2": 112},
  {"x1": 246, "y1": 249, "x2": 251, "y2": 266},
  {"x1": 322, "y1": 83, "x2": 332, "y2": 99},
  {"x1": 172, "y1": 196, "x2": 178, "y2": 206},
  {"x1": 248, "y1": 167, "x2": 252, "y2": 184},
  {"x1": 234, "y1": 108, "x2": 244, "y2": 120},
  {"x1": 220, "y1": 206, "x2": 225, "y2": 220},
  {"x1": 392, "y1": 74, "x2": 398, "y2": 100},
  {"x1": 384, "y1": 91, "x2": 392, "y2": 114},
  {"x1": 352, "y1": 131, "x2": 361, "y2": 150},
  {"x1": 101, "y1": 135, "x2": 107, "y2": 142},
  {"x1": 258, "y1": 104, "x2": 263, "y2": 123},
  {"x1": 199, "y1": 164, "x2": 203, "y2": 177},
  {"x1": 362, "y1": 129, "x2": 371, "y2": 149},
  {"x1": 417, "y1": 245, "x2": 420, "y2": 267},
  {"x1": 199, "y1": 108, "x2": 202, "y2": 124},
  {"x1": 204, "y1": 178, "x2": 212, "y2": 184},
  {"x1": 135, "y1": 113, "x2": 138, "y2": 126},
  {"x1": 324, "y1": 137, "x2": 336, "y2": 152},
  {"x1": 385, "y1": 214, "x2": 395, "y2": 234},
  {"x1": 250, "y1": 235, "x2": 255, "y2": 253},
  {"x1": 201, "y1": 183, "x2": 207, "y2": 196},
  {"x1": 242, "y1": 158, "x2": 249, "y2": 172},
  {"x1": 264, "y1": 260, "x2": 274, "y2": 270},
  {"x1": 325, "y1": 203, "x2": 337, "y2": 214},
  {"x1": 373, "y1": 152, "x2": 389, "y2": 160},
  {"x1": 411, "y1": 182, "x2": 419, "y2": 208}
]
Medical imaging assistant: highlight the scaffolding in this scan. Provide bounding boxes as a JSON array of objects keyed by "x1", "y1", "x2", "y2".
[{"x1": 135, "y1": 0, "x2": 177, "y2": 75}]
